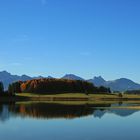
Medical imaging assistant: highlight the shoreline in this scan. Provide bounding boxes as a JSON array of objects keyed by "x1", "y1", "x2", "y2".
[{"x1": 1, "y1": 94, "x2": 140, "y2": 102}]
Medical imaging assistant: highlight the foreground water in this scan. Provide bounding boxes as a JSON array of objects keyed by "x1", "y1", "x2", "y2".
[{"x1": 0, "y1": 102, "x2": 140, "y2": 140}]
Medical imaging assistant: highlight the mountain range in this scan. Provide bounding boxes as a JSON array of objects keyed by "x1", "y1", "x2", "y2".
[
  {"x1": 62, "y1": 74, "x2": 140, "y2": 91},
  {"x1": 0, "y1": 71, "x2": 140, "y2": 92},
  {"x1": 88, "y1": 76, "x2": 140, "y2": 92}
]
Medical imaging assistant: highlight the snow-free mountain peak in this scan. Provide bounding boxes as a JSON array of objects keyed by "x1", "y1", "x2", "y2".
[{"x1": 62, "y1": 74, "x2": 84, "y2": 81}]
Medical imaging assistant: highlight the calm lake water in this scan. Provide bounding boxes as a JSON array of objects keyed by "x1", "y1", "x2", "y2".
[{"x1": 0, "y1": 102, "x2": 140, "y2": 140}]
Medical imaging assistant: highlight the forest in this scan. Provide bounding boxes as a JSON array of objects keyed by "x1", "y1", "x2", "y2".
[{"x1": 6, "y1": 78, "x2": 111, "y2": 95}]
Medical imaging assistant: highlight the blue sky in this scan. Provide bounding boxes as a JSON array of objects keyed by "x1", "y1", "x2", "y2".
[{"x1": 0, "y1": 0, "x2": 140, "y2": 82}]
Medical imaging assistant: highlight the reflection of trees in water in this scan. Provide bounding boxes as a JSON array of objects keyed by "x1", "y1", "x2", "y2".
[
  {"x1": 9, "y1": 103, "x2": 111, "y2": 119},
  {"x1": 0, "y1": 102, "x2": 138, "y2": 121},
  {"x1": 0, "y1": 102, "x2": 15, "y2": 122},
  {"x1": 10, "y1": 103, "x2": 97, "y2": 119}
]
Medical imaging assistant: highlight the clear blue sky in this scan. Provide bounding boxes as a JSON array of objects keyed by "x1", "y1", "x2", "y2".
[{"x1": 0, "y1": 0, "x2": 140, "y2": 82}]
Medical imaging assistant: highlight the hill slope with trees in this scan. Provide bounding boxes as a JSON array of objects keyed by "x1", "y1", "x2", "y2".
[{"x1": 8, "y1": 78, "x2": 111, "y2": 95}]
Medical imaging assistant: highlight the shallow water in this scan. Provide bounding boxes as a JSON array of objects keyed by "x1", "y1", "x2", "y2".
[{"x1": 0, "y1": 102, "x2": 140, "y2": 140}]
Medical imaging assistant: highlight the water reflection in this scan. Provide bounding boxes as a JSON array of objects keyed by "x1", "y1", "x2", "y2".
[
  {"x1": 0, "y1": 102, "x2": 139, "y2": 122},
  {"x1": 0, "y1": 104, "x2": 11, "y2": 122}
]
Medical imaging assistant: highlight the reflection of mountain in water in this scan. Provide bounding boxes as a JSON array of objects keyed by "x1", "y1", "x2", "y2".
[
  {"x1": 109, "y1": 109, "x2": 139, "y2": 117},
  {"x1": 94, "y1": 110, "x2": 107, "y2": 118},
  {"x1": 93, "y1": 109, "x2": 139, "y2": 118},
  {"x1": 0, "y1": 103, "x2": 139, "y2": 122}
]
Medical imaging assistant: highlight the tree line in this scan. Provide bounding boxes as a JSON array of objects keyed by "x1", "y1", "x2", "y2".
[
  {"x1": 8, "y1": 78, "x2": 111, "y2": 95},
  {"x1": 124, "y1": 90, "x2": 140, "y2": 94},
  {"x1": 0, "y1": 81, "x2": 11, "y2": 96},
  {"x1": 0, "y1": 82, "x2": 4, "y2": 95},
  {"x1": 0, "y1": 79, "x2": 111, "y2": 96}
]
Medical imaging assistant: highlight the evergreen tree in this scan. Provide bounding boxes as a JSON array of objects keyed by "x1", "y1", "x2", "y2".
[{"x1": 0, "y1": 82, "x2": 4, "y2": 95}]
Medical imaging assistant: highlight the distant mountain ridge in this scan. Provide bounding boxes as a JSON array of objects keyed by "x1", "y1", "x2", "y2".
[
  {"x1": 88, "y1": 76, "x2": 106, "y2": 87},
  {"x1": 0, "y1": 71, "x2": 32, "y2": 90},
  {"x1": 88, "y1": 76, "x2": 140, "y2": 92},
  {"x1": 0, "y1": 71, "x2": 140, "y2": 92},
  {"x1": 62, "y1": 74, "x2": 84, "y2": 81}
]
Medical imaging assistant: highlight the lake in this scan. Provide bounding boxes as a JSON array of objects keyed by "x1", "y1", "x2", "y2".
[{"x1": 0, "y1": 102, "x2": 140, "y2": 140}]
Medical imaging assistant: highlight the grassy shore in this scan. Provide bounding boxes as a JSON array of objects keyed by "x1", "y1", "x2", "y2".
[
  {"x1": 14, "y1": 93, "x2": 140, "y2": 110},
  {"x1": 0, "y1": 93, "x2": 140, "y2": 110},
  {"x1": 15, "y1": 93, "x2": 140, "y2": 101},
  {"x1": 1, "y1": 93, "x2": 140, "y2": 103}
]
